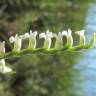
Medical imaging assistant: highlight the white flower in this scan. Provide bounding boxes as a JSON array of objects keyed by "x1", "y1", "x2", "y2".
[
  {"x1": 75, "y1": 30, "x2": 85, "y2": 46},
  {"x1": 0, "y1": 59, "x2": 12, "y2": 73},
  {"x1": 9, "y1": 34, "x2": 23, "y2": 52},
  {"x1": 0, "y1": 59, "x2": 5, "y2": 66},
  {"x1": 62, "y1": 30, "x2": 67, "y2": 36},
  {"x1": 62, "y1": 29, "x2": 73, "y2": 47},
  {"x1": 39, "y1": 30, "x2": 55, "y2": 49},
  {"x1": 55, "y1": 32, "x2": 64, "y2": 48},
  {"x1": 23, "y1": 33, "x2": 30, "y2": 39},
  {"x1": 28, "y1": 30, "x2": 38, "y2": 49},
  {"x1": 0, "y1": 66, "x2": 12, "y2": 74},
  {"x1": 0, "y1": 41, "x2": 12, "y2": 73},
  {"x1": 88, "y1": 32, "x2": 96, "y2": 48},
  {"x1": 0, "y1": 41, "x2": 5, "y2": 57}
]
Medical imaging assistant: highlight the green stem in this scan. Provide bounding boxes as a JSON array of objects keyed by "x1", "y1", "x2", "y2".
[{"x1": 0, "y1": 44, "x2": 93, "y2": 59}]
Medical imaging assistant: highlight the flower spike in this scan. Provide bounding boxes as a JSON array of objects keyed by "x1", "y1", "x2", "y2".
[
  {"x1": 0, "y1": 29, "x2": 94, "y2": 74},
  {"x1": 0, "y1": 29, "x2": 94, "y2": 60}
]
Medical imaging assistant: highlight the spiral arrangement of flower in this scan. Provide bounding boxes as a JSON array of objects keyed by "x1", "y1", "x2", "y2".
[{"x1": 0, "y1": 29, "x2": 95, "y2": 73}]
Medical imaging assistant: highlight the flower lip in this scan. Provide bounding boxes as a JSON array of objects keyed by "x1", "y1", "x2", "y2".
[
  {"x1": 61, "y1": 29, "x2": 72, "y2": 36},
  {"x1": 9, "y1": 36, "x2": 16, "y2": 43},
  {"x1": 33, "y1": 31, "x2": 38, "y2": 35},
  {"x1": 0, "y1": 59, "x2": 12, "y2": 74},
  {"x1": 75, "y1": 29, "x2": 85, "y2": 36},
  {"x1": 9, "y1": 34, "x2": 24, "y2": 52},
  {"x1": 39, "y1": 30, "x2": 56, "y2": 49},
  {"x1": 9, "y1": 34, "x2": 23, "y2": 43},
  {"x1": 39, "y1": 33, "x2": 45, "y2": 38},
  {"x1": 0, "y1": 66, "x2": 12, "y2": 73},
  {"x1": 62, "y1": 30, "x2": 67, "y2": 36},
  {"x1": 30, "y1": 30, "x2": 38, "y2": 36},
  {"x1": 39, "y1": 30, "x2": 56, "y2": 39},
  {"x1": 45, "y1": 30, "x2": 51, "y2": 37},
  {"x1": 22, "y1": 33, "x2": 30, "y2": 39}
]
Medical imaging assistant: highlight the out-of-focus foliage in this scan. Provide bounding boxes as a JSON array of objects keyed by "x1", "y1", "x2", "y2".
[{"x1": 0, "y1": 0, "x2": 89, "y2": 96}]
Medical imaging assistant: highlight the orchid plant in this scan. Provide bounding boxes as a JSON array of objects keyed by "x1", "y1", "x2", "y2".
[{"x1": 0, "y1": 29, "x2": 95, "y2": 73}]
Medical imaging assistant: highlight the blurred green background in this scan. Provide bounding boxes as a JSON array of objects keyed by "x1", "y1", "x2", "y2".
[{"x1": 0, "y1": 0, "x2": 96, "y2": 96}]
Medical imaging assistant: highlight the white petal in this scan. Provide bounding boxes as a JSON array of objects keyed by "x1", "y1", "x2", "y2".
[
  {"x1": 13, "y1": 38, "x2": 22, "y2": 52},
  {"x1": 68, "y1": 29, "x2": 72, "y2": 35},
  {"x1": 4, "y1": 66, "x2": 12, "y2": 73},
  {"x1": 0, "y1": 59, "x2": 5, "y2": 66},
  {"x1": 51, "y1": 33, "x2": 57, "y2": 38},
  {"x1": 80, "y1": 30, "x2": 85, "y2": 36},
  {"x1": 46, "y1": 31, "x2": 52, "y2": 38},
  {"x1": 29, "y1": 31, "x2": 38, "y2": 37},
  {"x1": 9, "y1": 36, "x2": 16, "y2": 43},
  {"x1": 0, "y1": 66, "x2": 12, "y2": 73},
  {"x1": 2, "y1": 41, "x2": 5, "y2": 47},
  {"x1": 19, "y1": 35, "x2": 23, "y2": 39},
  {"x1": 39, "y1": 33, "x2": 45, "y2": 38},
  {"x1": 46, "y1": 30, "x2": 50, "y2": 34},
  {"x1": 62, "y1": 30, "x2": 67, "y2": 36},
  {"x1": 75, "y1": 30, "x2": 85, "y2": 36},
  {"x1": 30, "y1": 30, "x2": 32, "y2": 34},
  {"x1": 15, "y1": 34, "x2": 18, "y2": 39},
  {"x1": 58, "y1": 32, "x2": 62, "y2": 35},
  {"x1": 49, "y1": 32, "x2": 52, "y2": 37},
  {"x1": 23, "y1": 33, "x2": 30, "y2": 39},
  {"x1": 33, "y1": 31, "x2": 38, "y2": 35},
  {"x1": 0, "y1": 41, "x2": 5, "y2": 56}
]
